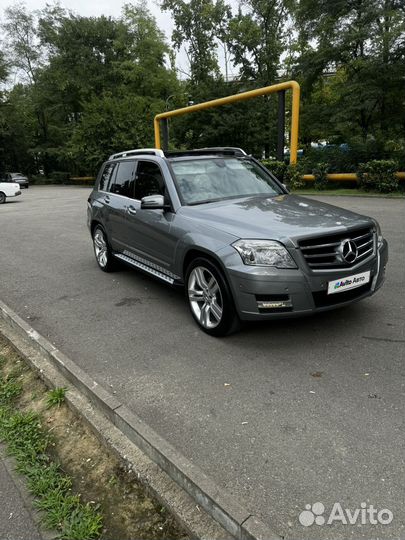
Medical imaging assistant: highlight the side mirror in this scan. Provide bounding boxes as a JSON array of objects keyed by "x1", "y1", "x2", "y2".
[{"x1": 141, "y1": 194, "x2": 168, "y2": 210}]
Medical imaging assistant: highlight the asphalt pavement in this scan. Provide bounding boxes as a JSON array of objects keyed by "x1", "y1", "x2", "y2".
[
  {"x1": 0, "y1": 446, "x2": 43, "y2": 540},
  {"x1": 0, "y1": 186, "x2": 404, "y2": 539}
]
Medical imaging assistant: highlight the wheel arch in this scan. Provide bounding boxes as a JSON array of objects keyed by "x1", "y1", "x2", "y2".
[
  {"x1": 182, "y1": 248, "x2": 228, "y2": 282},
  {"x1": 90, "y1": 219, "x2": 104, "y2": 235}
]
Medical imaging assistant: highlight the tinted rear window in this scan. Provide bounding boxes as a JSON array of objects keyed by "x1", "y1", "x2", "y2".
[
  {"x1": 98, "y1": 162, "x2": 116, "y2": 191},
  {"x1": 110, "y1": 161, "x2": 136, "y2": 197}
]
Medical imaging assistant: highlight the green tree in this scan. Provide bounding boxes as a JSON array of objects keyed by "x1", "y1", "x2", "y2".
[
  {"x1": 161, "y1": 0, "x2": 231, "y2": 83},
  {"x1": 1, "y1": 84, "x2": 37, "y2": 173},
  {"x1": 68, "y1": 93, "x2": 162, "y2": 172},
  {"x1": 2, "y1": 3, "x2": 43, "y2": 84},
  {"x1": 227, "y1": 0, "x2": 289, "y2": 86},
  {"x1": 294, "y1": 0, "x2": 405, "y2": 148}
]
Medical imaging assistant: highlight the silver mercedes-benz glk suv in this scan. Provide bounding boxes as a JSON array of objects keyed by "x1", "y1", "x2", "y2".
[{"x1": 87, "y1": 147, "x2": 388, "y2": 336}]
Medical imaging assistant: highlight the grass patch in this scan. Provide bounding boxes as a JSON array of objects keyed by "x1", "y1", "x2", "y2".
[
  {"x1": 0, "y1": 369, "x2": 102, "y2": 539},
  {"x1": 46, "y1": 387, "x2": 67, "y2": 408},
  {"x1": 0, "y1": 337, "x2": 187, "y2": 540},
  {"x1": 0, "y1": 376, "x2": 22, "y2": 406},
  {"x1": 293, "y1": 187, "x2": 405, "y2": 198}
]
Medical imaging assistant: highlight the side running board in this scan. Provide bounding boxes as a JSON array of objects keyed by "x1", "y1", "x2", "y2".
[{"x1": 115, "y1": 253, "x2": 175, "y2": 285}]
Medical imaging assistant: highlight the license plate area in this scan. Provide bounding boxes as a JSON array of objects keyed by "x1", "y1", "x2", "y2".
[{"x1": 328, "y1": 271, "x2": 371, "y2": 295}]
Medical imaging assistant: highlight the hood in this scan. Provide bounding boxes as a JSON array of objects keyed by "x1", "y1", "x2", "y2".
[{"x1": 179, "y1": 194, "x2": 373, "y2": 244}]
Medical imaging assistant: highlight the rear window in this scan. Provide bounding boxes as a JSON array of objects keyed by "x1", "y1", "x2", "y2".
[
  {"x1": 98, "y1": 162, "x2": 116, "y2": 191},
  {"x1": 110, "y1": 161, "x2": 136, "y2": 197}
]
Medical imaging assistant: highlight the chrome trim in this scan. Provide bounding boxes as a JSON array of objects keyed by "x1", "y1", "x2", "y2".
[
  {"x1": 199, "y1": 146, "x2": 247, "y2": 156},
  {"x1": 299, "y1": 228, "x2": 376, "y2": 272},
  {"x1": 109, "y1": 148, "x2": 164, "y2": 160},
  {"x1": 371, "y1": 251, "x2": 381, "y2": 291},
  {"x1": 257, "y1": 300, "x2": 292, "y2": 309},
  {"x1": 98, "y1": 190, "x2": 142, "y2": 203},
  {"x1": 300, "y1": 241, "x2": 341, "y2": 251}
]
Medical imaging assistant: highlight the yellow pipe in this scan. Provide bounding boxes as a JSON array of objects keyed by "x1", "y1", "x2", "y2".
[
  {"x1": 154, "y1": 81, "x2": 301, "y2": 165},
  {"x1": 303, "y1": 172, "x2": 405, "y2": 182}
]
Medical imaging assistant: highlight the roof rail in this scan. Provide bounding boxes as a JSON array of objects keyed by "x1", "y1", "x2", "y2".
[
  {"x1": 109, "y1": 148, "x2": 165, "y2": 160},
  {"x1": 200, "y1": 147, "x2": 247, "y2": 156},
  {"x1": 165, "y1": 147, "x2": 248, "y2": 158}
]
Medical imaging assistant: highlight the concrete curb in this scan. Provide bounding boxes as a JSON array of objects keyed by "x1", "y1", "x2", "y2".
[{"x1": 0, "y1": 300, "x2": 280, "y2": 540}]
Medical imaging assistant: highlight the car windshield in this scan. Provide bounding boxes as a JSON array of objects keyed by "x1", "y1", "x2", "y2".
[
  {"x1": 11, "y1": 173, "x2": 24, "y2": 178},
  {"x1": 170, "y1": 157, "x2": 283, "y2": 205}
]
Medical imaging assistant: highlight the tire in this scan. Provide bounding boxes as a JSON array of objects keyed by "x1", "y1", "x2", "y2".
[
  {"x1": 26, "y1": 185, "x2": 29, "y2": 189},
  {"x1": 0, "y1": 192, "x2": 5, "y2": 204},
  {"x1": 92, "y1": 225, "x2": 117, "y2": 272},
  {"x1": 186, "y1": 257, "x2": 240, "y2": 336}
]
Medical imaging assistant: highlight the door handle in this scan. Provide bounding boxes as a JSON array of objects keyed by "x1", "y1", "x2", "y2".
[
  {"x1": 127, "y1": 205, "x2": 137, "y2": 215},
  {"x1": 104, "y1": 195, "x2": 111, "y2": 204}
]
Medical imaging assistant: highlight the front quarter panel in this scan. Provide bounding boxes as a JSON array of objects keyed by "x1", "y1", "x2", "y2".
[{"x1": 170, "y1": 212, "x2": 239, "y2": 279}]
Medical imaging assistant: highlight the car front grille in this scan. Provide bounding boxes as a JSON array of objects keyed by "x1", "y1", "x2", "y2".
[{"x1": 298, "y1": 227, "x2": 375, "y2": 271}]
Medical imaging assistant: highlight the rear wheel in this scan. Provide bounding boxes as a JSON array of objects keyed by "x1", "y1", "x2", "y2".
[
  {"x1": 0, "y1": 192, "x2": 5, "y2": 204},
  {"x1": 92, "y1": 225, "x2": 116, "y2": 272},
  {"x1": 186, "y1": 257, "x2": 240, "y2": 336}
]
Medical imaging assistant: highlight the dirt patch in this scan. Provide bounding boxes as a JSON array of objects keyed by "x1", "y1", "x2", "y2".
[{"x1": 0, "y1": 337, "x2": 188, "y2": 540}]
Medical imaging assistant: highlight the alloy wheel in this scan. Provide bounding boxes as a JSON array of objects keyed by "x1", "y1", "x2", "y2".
[
  {"x1": 188, "y1": 266, "x2": 223, "y2": 329},
  {"x1": 93, "y1": 228, "x2": 108, "y2": 268}
]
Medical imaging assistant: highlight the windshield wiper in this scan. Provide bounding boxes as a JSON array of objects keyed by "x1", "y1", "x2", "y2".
[{"x1": 188, "y1": 197, "x2": 225, "y2": 206}]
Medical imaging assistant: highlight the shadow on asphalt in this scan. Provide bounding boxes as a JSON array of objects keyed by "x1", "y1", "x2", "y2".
[{"x1": 114, "y1": 259, "x2": 379, "y2": 342}]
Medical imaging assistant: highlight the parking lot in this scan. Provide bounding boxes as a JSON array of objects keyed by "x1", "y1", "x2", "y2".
[{"x1": 1, "y1": 186, "x2": 404, "y2": 539}]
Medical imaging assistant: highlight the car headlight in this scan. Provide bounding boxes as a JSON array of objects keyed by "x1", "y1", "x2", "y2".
[{"x1": 232, "y1": 239, "x2": 297, "y2": 268}]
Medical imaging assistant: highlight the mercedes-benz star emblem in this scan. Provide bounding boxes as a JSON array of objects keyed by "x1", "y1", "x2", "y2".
[{"x1": 339, "y1": 239, "x2": 358, "y2": 264}]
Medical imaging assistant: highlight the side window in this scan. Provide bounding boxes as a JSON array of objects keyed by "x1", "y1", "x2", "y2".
[
  {"x1": 134, "y1": 161, "x2": 165, "y2": 200},
  {"x1": 99, "y1": 163, "x2": 116, "y2": 192},
  {"x1": 110, "y1": 161, "x2": 136, "y2": 197}
]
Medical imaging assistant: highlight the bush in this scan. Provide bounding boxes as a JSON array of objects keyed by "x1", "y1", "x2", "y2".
[
  {"x1": 29, "y1": 175, "x2": 54, "y2": 185},
  {"x1": 49, "y1": 171, "x2": 71, "y2": 184},
  {"x1": 312, "y1": 162, "x2": 330, "y2": 190},
  {"x1": 261, "y1": 160, "x2": 287, "y2": 182},
  {"x1": 303, "y1": 138, "x2": 404, "y2": 174},
  {"x1": 285, "y1": 163, "x2": 305, "y2": 190},
  {"x1": 304, "y1": 146, "x2": 355, "y2": 173},
  {"x1": 357, "y1": 160, "x2": 399, "y2": 193}
]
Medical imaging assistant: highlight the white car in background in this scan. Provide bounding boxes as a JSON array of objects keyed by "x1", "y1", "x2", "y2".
[{"x1": 0, "y1": 181, "x2": 21, "y2": 204}]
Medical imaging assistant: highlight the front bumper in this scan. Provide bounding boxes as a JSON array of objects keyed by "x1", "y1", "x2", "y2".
[{"x1": 224, "y1": 239, "x2": 388, "y2": 321}]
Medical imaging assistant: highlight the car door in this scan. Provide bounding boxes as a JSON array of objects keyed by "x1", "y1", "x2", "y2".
[
  {"x1": 123, "y1": 159, "x2": 177, "y2": 271},
  {"x1": 106, "y1": 160, "x2": 137, "y2": 252}
]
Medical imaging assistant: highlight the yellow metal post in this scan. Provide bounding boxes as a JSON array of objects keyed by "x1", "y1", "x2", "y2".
[
  {"x1": 154, "y1": 81, "x2": 301, "y2": 165},
  {"x1": 303, "y1": 172, "x2": 405, "y2": 183}
]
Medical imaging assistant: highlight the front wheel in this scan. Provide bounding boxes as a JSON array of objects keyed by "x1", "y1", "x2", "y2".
[
  {"x1": 92, "y1": 225, "x2": 116, "y2": 272},
  {"x1": 186, "y1": 257, "x2": 240, "y2": 336},
  {"x1": 0, "y1": 192, "x2": 6, "y2": 204}
]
